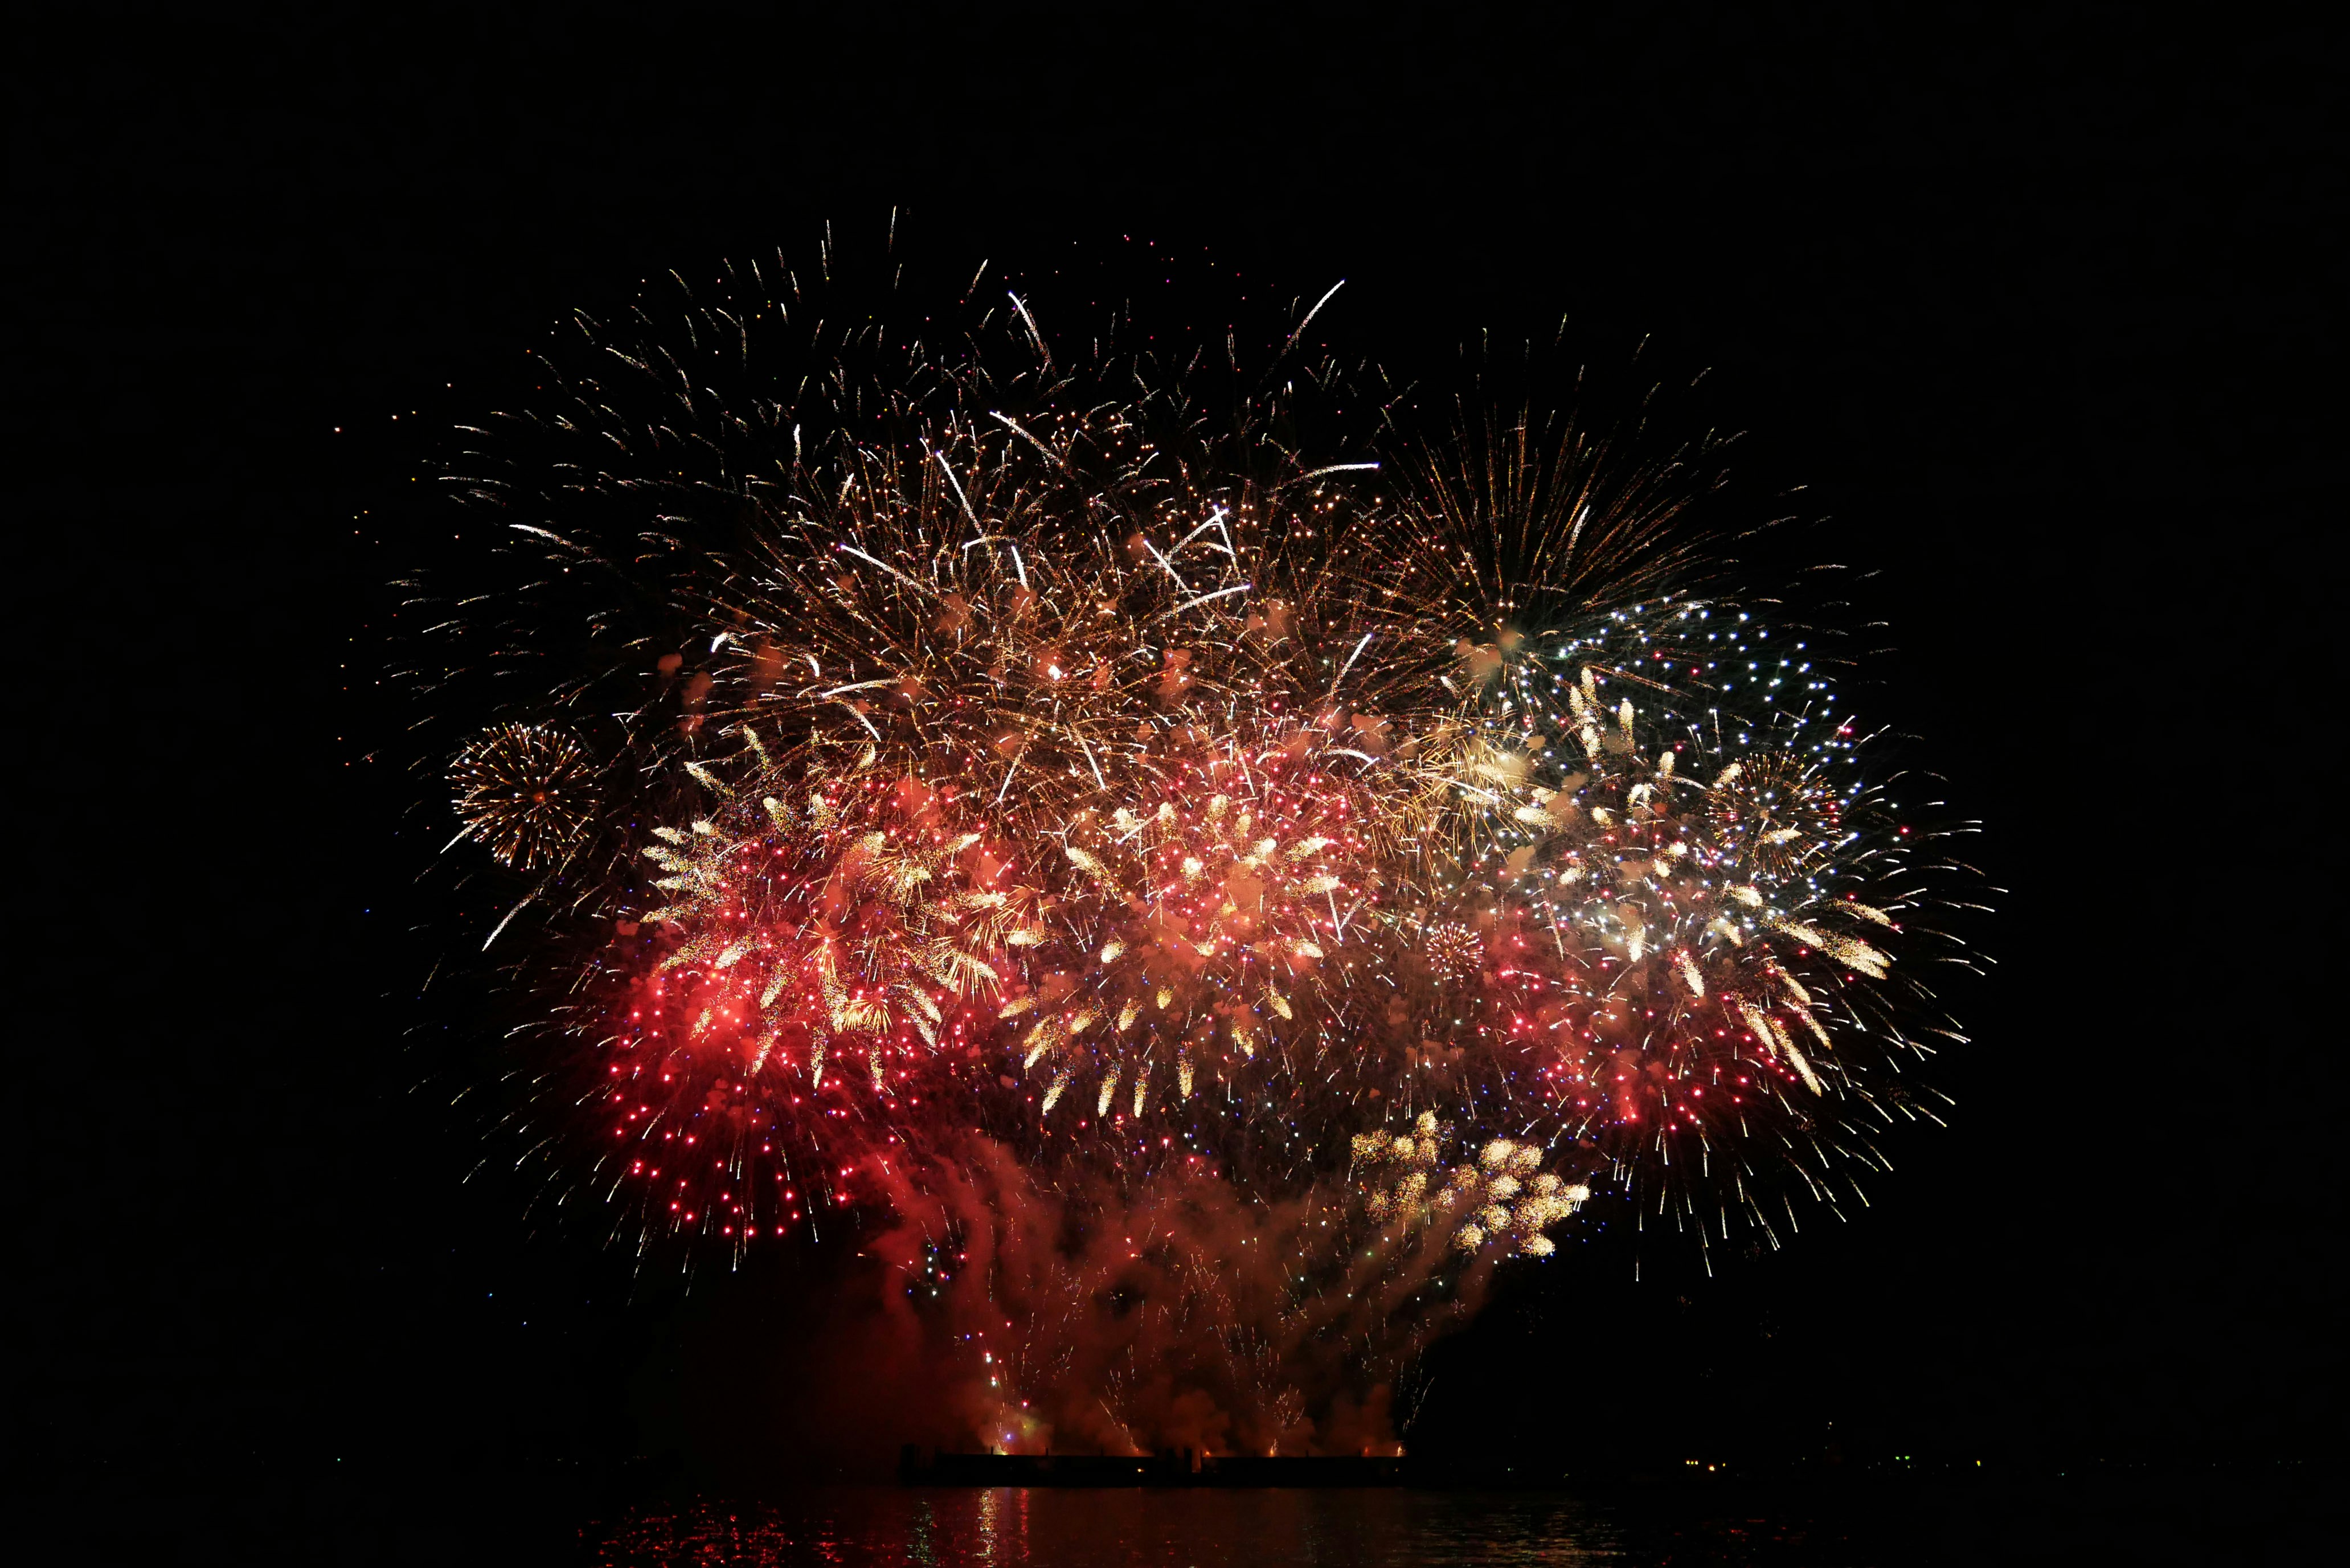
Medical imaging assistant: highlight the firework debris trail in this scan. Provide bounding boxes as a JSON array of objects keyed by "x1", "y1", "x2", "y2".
[{"x1": 409, "y1": 239, "x2": 1980, "y2": 1454}]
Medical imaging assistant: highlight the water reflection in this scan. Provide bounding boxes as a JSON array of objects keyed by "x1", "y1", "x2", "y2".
[{"x1": 586, "y1": 1489, "x2": 1631, "y2": 1566}]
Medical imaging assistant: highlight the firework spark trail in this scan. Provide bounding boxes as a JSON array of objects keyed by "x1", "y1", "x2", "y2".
[{"x1": 410, "y1": 244, "x2": 1977, "y2": 1448}]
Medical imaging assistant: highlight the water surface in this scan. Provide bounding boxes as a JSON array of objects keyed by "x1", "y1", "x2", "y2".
[
  {"x1": 571, "y1": 1473, "x2": 2327, "y2": 1566},
  {"x1": 583, "y1": 1487, "x2": 1855, "y2": 1566}
]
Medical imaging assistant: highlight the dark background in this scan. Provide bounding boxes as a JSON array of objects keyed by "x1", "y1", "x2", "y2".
[{"x1": 15, "y1": 3, "x2": 2340, "y2": 1561}]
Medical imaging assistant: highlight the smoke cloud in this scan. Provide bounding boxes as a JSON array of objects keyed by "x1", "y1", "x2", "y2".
[{"x1": 855, "y1": 1132, "x2": 1541, "y2": 1457}]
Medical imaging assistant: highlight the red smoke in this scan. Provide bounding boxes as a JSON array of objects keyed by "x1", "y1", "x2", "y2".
[{"x1": 857, "y1": 1132, "x2": 1518, "y2": 1457}]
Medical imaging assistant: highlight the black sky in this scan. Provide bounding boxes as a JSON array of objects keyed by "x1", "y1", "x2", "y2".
[{"x1": 16, "y1": 4, "x2": 2340, "y2": 1561}]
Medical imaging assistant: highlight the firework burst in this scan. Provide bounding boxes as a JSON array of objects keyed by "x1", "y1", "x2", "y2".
[
  {"x1": 448, "y1": 722, "x2": 596, "y2": 870},
  {"x1": 406, "y1": 241, "x2": 1976, "y2": 1442}
]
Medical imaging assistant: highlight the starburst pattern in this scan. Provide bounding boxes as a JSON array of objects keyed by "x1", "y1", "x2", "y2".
[{"x1": 409, "y1": 247, "x2": 1976, "y2": 1450}]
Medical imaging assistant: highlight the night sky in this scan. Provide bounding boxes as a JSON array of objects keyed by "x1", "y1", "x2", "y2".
[{"x1": 19, "y1": 6, "x2": 2337, "y2": 1561}]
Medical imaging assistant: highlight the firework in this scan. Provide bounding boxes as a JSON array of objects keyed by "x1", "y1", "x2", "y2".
[
  {"x1": 1353, "y1": 1112, "x2": 1590, "y2": 1258},
  {"x1": 1349, "y1": 588, "x2": 1972, "y2": 1256},
  {"x1": 410, "y1": 243, "x2": 1975, "y2": 1444},
  {"x1": 448, "y1": 722, "x2": 596, "y2": 870}
]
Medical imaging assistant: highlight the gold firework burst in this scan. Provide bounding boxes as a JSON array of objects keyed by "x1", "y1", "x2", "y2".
[{"x1": 449, "y1": 723, "x2": 596, "y2": 870}]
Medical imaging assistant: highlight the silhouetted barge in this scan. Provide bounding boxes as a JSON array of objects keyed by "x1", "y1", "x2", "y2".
[{"x1": 902, "y1": 1447, "x2": 1408, "y2": 1487}]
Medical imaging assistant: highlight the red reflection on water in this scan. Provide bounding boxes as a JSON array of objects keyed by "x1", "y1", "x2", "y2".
[{"x1": 583, "y1": 1489, "x2": 1631, "y2": 1566}]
